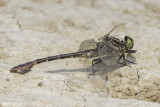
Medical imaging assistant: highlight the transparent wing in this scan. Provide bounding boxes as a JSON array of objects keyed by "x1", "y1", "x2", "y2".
[
  {"x1": 98, "y1": 25, "x2": 118, "y2": 41},
  {"x1": 78, "y1": 38, "x2": 121, "y2": 75},
  {"x1": 97, "y1": 41, "x2": 120, "y2": 67},
  {"x1": 79, "y1": 39, "x2": 98, "y2": 58},
  {"x1": 98, "y1": 24, "x2": 124, "y2": 41},
  {"x1": 79, "y1": 39, "x2": 97, "y2": 51},
  {"x1": 87, "y1": 41, "x2": 121, "y2": 76},
  {"x1": 78, "y1": 39, "x2": 98, "y2": 69}
]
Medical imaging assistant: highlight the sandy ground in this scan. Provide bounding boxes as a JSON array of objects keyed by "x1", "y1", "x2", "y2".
[{"x1": 0, "y1": 0, "x2": 160, "y2": 106}]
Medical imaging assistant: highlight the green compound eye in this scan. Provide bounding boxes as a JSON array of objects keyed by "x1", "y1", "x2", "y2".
[{"x1": 125, "y1": 36, "x2": 134, "y2": 50}]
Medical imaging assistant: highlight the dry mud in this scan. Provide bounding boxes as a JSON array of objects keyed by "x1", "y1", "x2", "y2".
[{"x1": 0, "y1": 0, "x2": 160, "y2": 107}]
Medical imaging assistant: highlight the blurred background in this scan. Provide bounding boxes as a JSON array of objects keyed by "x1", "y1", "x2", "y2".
[{"x1": 0, "y1": 0, "x2": 160, "y2": 106}]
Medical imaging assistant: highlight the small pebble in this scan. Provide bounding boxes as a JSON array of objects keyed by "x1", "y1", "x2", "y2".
[
  {"x1": 106, "y1": 76, "x2": 108, "y2": 81},
  {"x1": 38, "y1": 82, "x2": 43, "y2": 86},
  {"x1": 6, "y1": 79, "x2": 10, "y2": 81}
]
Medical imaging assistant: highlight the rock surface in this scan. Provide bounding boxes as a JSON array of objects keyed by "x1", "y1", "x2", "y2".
[{"x1": 0, "y1": 0, "x2": 160, "y2": 106}]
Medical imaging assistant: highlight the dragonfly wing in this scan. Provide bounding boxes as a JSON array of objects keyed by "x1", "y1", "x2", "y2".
[
  {"x1": 79, "y1": 39, "x2": 98, "y2": 58},
  {"x1": 97, "y1": 41, "x2": 120, "y2": 66},
  {"x1": 78, "y1": 39, "x2": 98, "y2": 69},
  {"x1": 98, "y1": 25, "x2": 120, "y2": 41}
]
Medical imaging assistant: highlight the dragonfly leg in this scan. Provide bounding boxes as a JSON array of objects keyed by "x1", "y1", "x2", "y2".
[
  {"x1": 122, "y1": 53, "x2": 136, "y2": 64},
  {"x1": 117, "y1": 54, "x2": 123, "y2": 65},
  {"x1": 125, "y1": 59, "x2": 136, "y2": 64},
  {"x1": 118, "y1": 54, "x2": 130, "y2": 67},
  {"x1": 88, "y1": 58, "x2": 102, "y2": 78},
  {"x1": 118, "y1": 53, "x2": 136, "y2": 67}
]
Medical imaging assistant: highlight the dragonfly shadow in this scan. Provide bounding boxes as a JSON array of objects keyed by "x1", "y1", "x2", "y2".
[
  {"x1": 46, "y1": 67, "x2": 89, "y2": 73},
  {"x1": 45, "y1": 65, "x2": 120, "y2": 75}
]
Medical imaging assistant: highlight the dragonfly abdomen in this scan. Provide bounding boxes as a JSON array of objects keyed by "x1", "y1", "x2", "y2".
[
  {"x1": 10, "y1": 49, "x2": 96, "y2": 74},
  {"x1": 36, "y1": 49, "x2": 95, "y2": 64}
]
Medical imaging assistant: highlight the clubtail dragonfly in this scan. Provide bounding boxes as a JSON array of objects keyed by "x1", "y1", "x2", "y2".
[{"x1": 10, "y1": 26, "x2": 136, "y2": 75}]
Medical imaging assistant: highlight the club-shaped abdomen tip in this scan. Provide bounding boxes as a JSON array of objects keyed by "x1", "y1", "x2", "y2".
[
  {"x1": 10, "y1": 61, "x2": 36, "y2": 74},
  {"x1": 10, "y1": 66, "x2": 27, "y2": 74},
  {"x1": 10, "y1": 67, "x2": 17, "y2": 73}
]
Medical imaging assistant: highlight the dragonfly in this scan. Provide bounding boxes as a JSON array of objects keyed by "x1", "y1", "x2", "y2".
[{"x1": 10, "y1": 25, "x2": 136, "y2": 75}]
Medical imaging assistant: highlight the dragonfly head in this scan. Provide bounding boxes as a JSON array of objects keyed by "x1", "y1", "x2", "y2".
[{"x1": 124, "y1": 36, "x2": 136, "y2": 53}]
